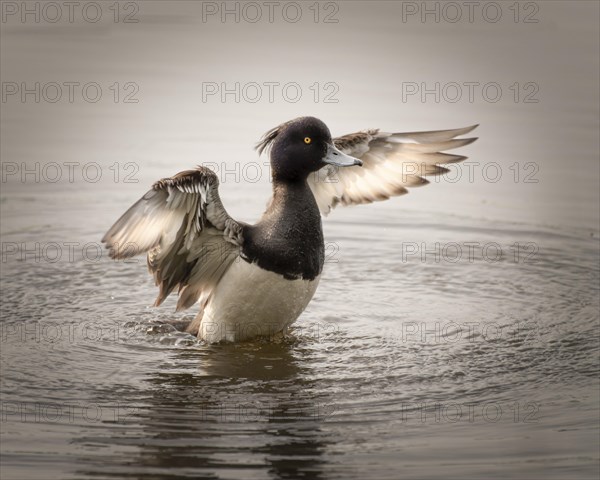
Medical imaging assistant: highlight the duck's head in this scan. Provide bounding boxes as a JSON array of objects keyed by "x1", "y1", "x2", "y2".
[{"x1": 256, "y1": 117, "x2": 362, "y2": 182}]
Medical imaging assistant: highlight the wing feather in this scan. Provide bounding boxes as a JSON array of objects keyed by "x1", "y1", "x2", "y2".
[
  {"x1": 308, "y1": 125, "x2": 478, "y2": 215},
  {"x1": 102, "y1": 166, "x2": 244, "y2": 311}
]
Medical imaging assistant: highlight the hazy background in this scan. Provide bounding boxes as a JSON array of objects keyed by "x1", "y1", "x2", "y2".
[{"x1": 2, "y1": 0, "x2": 598, "y2": 231}]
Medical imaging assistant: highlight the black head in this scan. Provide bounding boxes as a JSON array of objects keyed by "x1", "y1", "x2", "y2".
[{"x1": 256, "y1": 117, "x2": 361, "y2": 182}]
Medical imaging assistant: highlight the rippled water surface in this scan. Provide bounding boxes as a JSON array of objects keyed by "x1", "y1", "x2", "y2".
[{"x1": 1, "y1": 2, "x2": 599, "y2": 479}]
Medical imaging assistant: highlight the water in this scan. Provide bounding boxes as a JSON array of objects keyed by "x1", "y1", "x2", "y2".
[{"x1": 1, "y1": 2, "x2": 599, "y2": 479}]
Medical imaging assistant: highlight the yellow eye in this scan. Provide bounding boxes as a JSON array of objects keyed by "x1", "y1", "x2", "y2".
[{"x1": 304, "y1": 137, "x2": 312, "y2": 144}]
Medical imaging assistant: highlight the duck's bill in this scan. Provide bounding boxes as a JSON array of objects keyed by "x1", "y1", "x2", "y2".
[{"x1": 323, "y1": 144, "x2": 363, "y2": 167}]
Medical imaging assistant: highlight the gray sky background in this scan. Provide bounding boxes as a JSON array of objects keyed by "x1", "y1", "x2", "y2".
[{"x1": 1, "y1": 0, "x2": 599, "y2": 233}]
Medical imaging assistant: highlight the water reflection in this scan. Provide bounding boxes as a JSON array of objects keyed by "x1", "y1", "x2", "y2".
[{"x1": 76, "y1": 342, "x2": 331, "y2": 479}]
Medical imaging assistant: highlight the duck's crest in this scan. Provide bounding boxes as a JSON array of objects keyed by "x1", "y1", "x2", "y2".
[{"x1": 255, "y1": 117, "x2": 300, "y2": 155}]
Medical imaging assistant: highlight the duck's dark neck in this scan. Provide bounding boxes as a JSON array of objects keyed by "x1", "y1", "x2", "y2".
[
  {"x1": 265, "y1": 178, "x2": 316, "y2": 217},
  {"x1": 241, "y1": 177, "x2": 324, "y2": 280}
]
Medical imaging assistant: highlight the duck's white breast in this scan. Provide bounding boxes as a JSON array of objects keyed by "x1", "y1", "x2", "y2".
[{"x1": 199, "y1": 259, "x2": 320, "y2": 343}]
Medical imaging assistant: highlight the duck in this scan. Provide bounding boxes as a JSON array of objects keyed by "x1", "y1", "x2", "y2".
[{"x1": 102, "y1": 117, "x2": 477, "y2": 343}]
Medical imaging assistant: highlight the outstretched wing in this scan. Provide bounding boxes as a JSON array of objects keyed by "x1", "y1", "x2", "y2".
[
  {"x1": 307, "y1": 125, "x2": 478, "y2": 215},
  {"x1": 102, "y1": 166, "x2": 244, "y2": 311}
]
